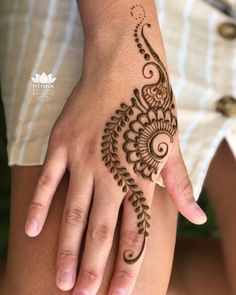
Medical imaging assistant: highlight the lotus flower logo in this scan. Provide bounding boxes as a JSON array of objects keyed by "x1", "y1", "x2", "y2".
[
  {"x1": 31, "y1": 72, "x2": 56, "y2": 84},
  {"x1": 31, "y1": 72, "x2": 56, "y2": 103}
]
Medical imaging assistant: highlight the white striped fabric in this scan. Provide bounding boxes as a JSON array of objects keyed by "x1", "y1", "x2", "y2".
[
  {"x1": 0, "y1": 0, "x2": 83, "y2": 165},
  {"x1": 157, "y1": 0, "x2": 236, "y2": 198},
  {"x1": 17, "y1": 0, "x2": 79, "y2": 162},
  {"x1": 0, "y1": 0, "x2": 235, "y2": 200}
]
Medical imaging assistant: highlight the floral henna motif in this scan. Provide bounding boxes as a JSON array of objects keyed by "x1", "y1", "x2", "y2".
[
  {"x1": 101, "y1": 4, "x2": 177, "y2": 264},
  {"x1": 124, "y1": 108, "x2": 177, "y2": 181}
]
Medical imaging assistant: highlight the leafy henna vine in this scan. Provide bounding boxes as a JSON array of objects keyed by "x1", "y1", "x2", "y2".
[{"x1": 101, "y1": 4, "x2": 178, "y2": 264}]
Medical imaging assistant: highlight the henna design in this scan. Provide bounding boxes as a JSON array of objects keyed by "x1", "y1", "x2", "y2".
[
  {"x1": 124, "y1": 107, "x2": 177, "y2": 181},
  {"x1": 101, "y1": 4, "x2": 177, "y2": 264}
]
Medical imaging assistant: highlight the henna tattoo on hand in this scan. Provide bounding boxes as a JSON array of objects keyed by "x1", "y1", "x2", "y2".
[{"x1": 101, "y1": 4, "x2": 177, "y2": 264}]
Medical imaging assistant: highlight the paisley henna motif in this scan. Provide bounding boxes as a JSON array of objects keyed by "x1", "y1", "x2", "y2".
[{"x1": 101, "y1": 4, "x2": 177, "y2": 264}]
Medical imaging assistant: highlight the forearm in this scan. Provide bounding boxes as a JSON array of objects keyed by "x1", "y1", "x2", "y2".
[{"x1": 76, "y1": 0, "x2": 169, "y2": 77}]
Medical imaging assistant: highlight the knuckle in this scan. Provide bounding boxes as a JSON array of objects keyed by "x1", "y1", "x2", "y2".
[
  {"x1": 79, "y1": 136, "x2": 98, "y2": 161},
  {"x1": 83, "y1": 141, "x2": 96, "y2": 159},
  {"x1": 65, "y1": 206, "x2": 87, "y2": 226},
  {"x1": 114, "y1": 269, "x2": 133, "y2": 281},
  {"x1": 50, "y1": 126, "x2": 64, "y2": 144},
  {"x1": 90, "y1": 224, "x2": 111, "y2": 243},
  {"x1": 121, "y1": 230, "x2": 143, "y2": 249},
  {"x1": 58, "y1": 249, "x2": 77, "y2": 263},
  {"x1": 178, "y1": 174, "x2": 193, "y2": 197},
  {"x1": 29, "y1": 202, "x2": 45, "y2": 212},
  {"x1": 81, "y1": 268, "x2": 98, "y2": 283},
  {"x1": 37, "y1": 173, "x2": 53, "y2": 189}
]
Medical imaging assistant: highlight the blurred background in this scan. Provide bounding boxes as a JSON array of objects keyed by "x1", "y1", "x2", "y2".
[{"x1": 0, "y1": 94, "x2": 219, "y2": 264}]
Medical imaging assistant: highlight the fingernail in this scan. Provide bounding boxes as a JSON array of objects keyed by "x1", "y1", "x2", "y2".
[
  {"x1": 112, "y1": 288, "x2": 126, "y2": 295},
  {"x1": 25, "y1": 219, "x2": 38, "y2": 236},
  {"x1": 194, "y1": 204, "x2": 207, "y2": 223},
  {"x1": 74, "y1": 289, "x2": 89, "y2": 295},
  {"x1": 57, "y1": 270, "x2": 74, "y2": 285}
]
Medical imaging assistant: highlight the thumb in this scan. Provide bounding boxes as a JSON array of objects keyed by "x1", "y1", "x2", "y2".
[{"x1": 161, "y1": 144, "x2": 207, "y2": 225}]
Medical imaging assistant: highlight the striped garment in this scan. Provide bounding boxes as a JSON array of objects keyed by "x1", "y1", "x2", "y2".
[
  {"x1": 204, "y1": 0, "x2": 236, "y2": 16},
  {"x1": 158, "y1": 0, "x2": 236, "y2": 198},
  {"x1": 0, "y1": 0, "x2": 235, "y2": 200}
]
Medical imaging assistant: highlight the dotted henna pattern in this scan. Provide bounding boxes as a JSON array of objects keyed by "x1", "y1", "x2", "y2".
[{"x1": 101, "y1": 4, "x2": 178, "y2": 264}]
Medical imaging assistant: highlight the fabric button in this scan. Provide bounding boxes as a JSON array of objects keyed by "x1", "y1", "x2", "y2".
[
  {"x1": 217, "y1": 22, "x2": 236, "y2": 40},
  {"x1": 216, "y1": 96, "x2": 236, "y2": 117}
]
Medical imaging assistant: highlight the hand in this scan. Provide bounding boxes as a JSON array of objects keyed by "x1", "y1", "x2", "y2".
[{"x1": 24, "y1": 8, "x2": 206, "y2": 295}]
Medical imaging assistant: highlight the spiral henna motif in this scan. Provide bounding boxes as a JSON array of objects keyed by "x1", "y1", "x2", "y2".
[
  {"x1": 124, "y1": 108, "x2": 177, "y2": 181},
  {"x1": 101, "y1": 4, "x2": 177, "y2": 264}
]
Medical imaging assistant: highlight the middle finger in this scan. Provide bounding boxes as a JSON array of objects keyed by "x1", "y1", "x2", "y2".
[
  {"x1": 72, "y1": 176, "x2": 124, "y2": 295},
  {"x1": 56, "y1": 164, "x2": 94, "y2": 291}
]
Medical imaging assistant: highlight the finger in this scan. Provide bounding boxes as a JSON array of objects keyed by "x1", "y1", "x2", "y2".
[
  {"x1": 72, "y1": 177, "x2": 123, "y2": 295},
  {"x1": 56, "y1": 162, "x2": 94, "y2": 291},
  {"x1": 25, "y1": 145, "x2": 67, "y2": 237},
  {"x1": 107, "y1": 189, "x2": 152, "y2": 295},
  {"x1": 161, "y1": 144, "x2": 207, "y2": 225}
]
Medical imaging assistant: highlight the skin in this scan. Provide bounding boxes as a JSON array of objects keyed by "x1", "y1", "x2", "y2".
[
  {"x1": 168, "y1": 238, "x2": 231, "y2": 295},
  {"x1": 2, "y1": 1, "x2": 206, "y2": 295},
  {"x1": 204, "y1": 139, "x2": 236, "y2": 294},
  {"x1": 167, "y1": 140, "x2": 236, "y2": 295},
  {"x1": 0, "y1": 142, "x2": 233, "y2": 295},
  {"x1": 1, "y1": 165, "x2": 178, "y2": 295},
  {"x1": 22, "y1": 79, "x2": 206, "y2": 295}
]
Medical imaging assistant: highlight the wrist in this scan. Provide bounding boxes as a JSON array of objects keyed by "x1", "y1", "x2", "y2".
[
  {"x1": 78, "y1": 2, "x2": 168, "y2": 76},
  {"x1": 81, "y1": 27, "x2": 168, "y2": 83},
  {"x1": 82, "y1": 31, "x2": 132, "y2": 78}
]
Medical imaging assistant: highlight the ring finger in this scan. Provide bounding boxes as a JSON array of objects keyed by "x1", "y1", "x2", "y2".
[{"x1": 108, "y1": 186, "x2": 153, "y2": 295}]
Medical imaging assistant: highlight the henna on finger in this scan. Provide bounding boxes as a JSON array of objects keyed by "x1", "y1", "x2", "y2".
[{"x1": 101, "y1": 4, "x2": 177, "y2": 264}]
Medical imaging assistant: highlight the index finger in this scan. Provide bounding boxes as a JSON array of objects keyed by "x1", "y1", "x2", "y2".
[{"x1": 25, "y1": 145, "x2": 67, "y2": 237}]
